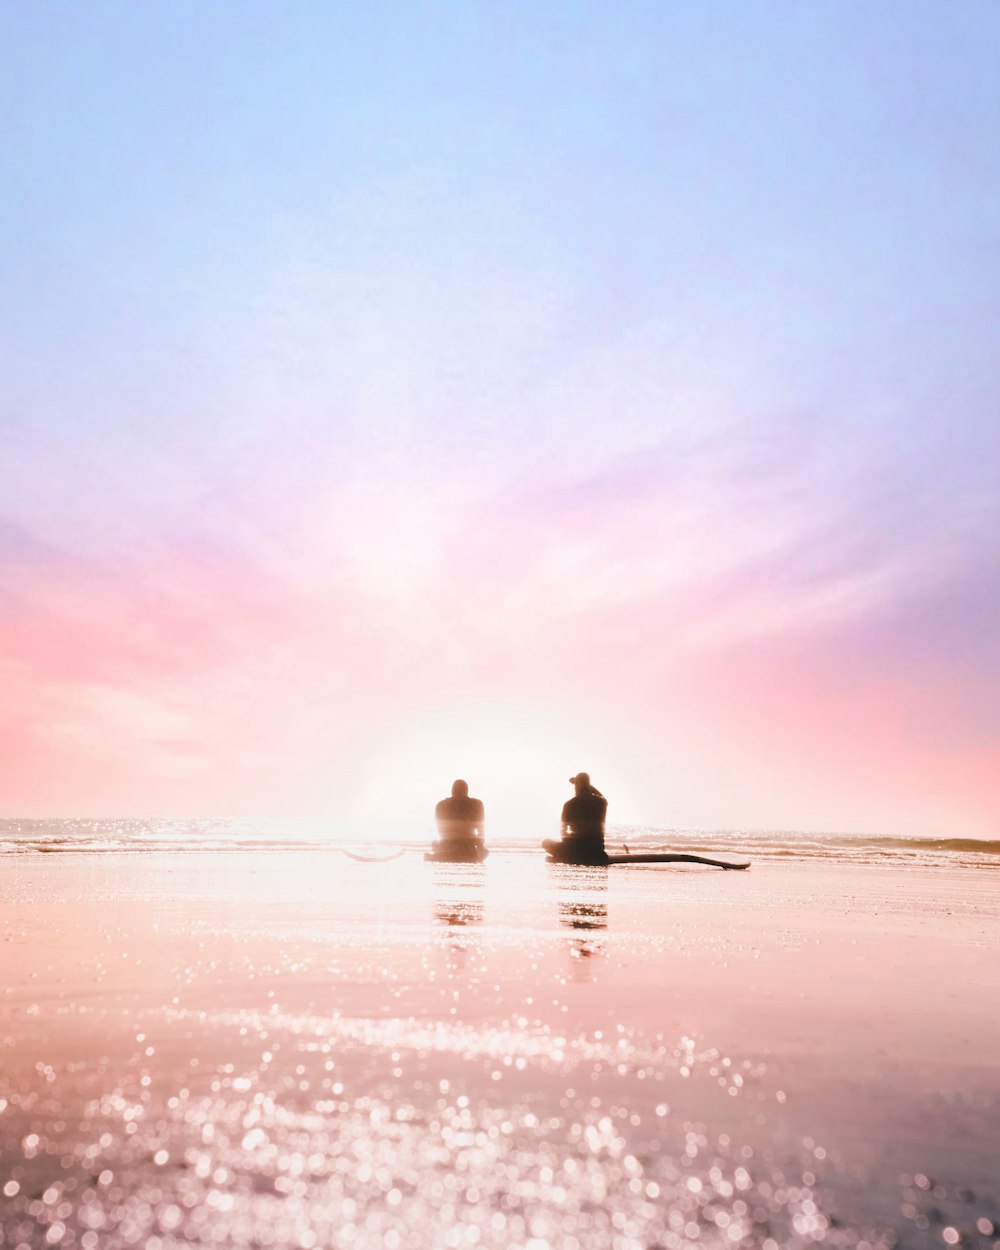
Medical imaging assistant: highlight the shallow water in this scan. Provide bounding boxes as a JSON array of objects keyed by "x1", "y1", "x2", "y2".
[{"x1": 1, "y1": 851, "x2": 998, "y2": 1249}]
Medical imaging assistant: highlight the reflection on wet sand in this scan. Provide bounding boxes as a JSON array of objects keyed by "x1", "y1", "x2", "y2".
[
  {"x1": 432, "y1": 865, "x2": 485, "y2": 965},
  {"x1": 556, "y1": 865, "x2": 608, "y2": 976},
  {"x1": 2, "y1": 852, "x2": 997, "y2": 1250},
  {"x1": 434, "y1": 895, "x2": 485, "y2": 929}
]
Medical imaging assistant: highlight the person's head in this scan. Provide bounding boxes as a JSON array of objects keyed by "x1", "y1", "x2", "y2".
[
  {"x1": 569, "y1": 772, "x2": 591, "y2": 794},
  {"x1": 451, "y1": 779, "x2": 469, "y2": 798}
]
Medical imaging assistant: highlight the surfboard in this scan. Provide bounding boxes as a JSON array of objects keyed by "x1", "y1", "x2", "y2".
[
  {"x1": 543, "y1": 840, "x2": 749, "y2": 869},
  {"x1": 605, "y1": 852, "x2": 749, "y2": 870}
]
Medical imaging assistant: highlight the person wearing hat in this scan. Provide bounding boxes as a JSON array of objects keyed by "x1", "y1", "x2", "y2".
[
  {"x1": 431, "y1": 779, "x2": 486, "y2": 861},
  {"x1": 543, "y1": 772, "x2": 608, "y2": 865}
]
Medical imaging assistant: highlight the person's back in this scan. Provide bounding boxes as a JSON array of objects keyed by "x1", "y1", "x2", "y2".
[
  {"x1": 544, "y1": 772, "x2": 608, "y2": 864},
  {"x1": 434, "y1": 780, "x2": 485, "y2": 844},
  {"x1": 561, "y1": 790, "x2": 607, "y2": 842}
]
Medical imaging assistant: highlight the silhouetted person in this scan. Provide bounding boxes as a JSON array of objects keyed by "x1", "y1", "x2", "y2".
[
  {"x1": 543, "y1": 772, "x2": 608, "y2": 865},
  {"x1": 427, "y1": 779, "x2": 487, "y2": 862}
]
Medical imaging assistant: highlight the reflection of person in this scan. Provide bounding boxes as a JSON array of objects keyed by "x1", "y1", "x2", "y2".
[
  {"x1": 560, "y1": 899, "x2": 608, "y2": 930},
  {"x1": 433, "y1": 779, "x2": 486, "y2": 852},
  {"x1": 543, "y1": 772, "x2": 608, "y2": 865},
  {"x1": 560, "y1": 898, "x2": 608, "y2": 970}
]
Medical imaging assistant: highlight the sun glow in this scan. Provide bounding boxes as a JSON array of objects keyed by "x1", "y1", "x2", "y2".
[{"x1": 345, "y1": 693, "x2": 653, "y2": 842}]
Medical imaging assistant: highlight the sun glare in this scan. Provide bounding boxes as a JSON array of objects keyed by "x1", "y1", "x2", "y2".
[{"x1": 346, "y1": 693, "x2": 649, "y2": 842}]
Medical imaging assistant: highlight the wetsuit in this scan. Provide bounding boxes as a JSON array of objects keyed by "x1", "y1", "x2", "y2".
[
  {"x1": 545, "y1": 790, "x2": 608, "y2": 865},
  {"x1": 433, "y1": 795, "x2": 485, "y2": 860}
]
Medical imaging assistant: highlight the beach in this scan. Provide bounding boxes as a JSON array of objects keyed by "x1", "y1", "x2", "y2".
[
  {"x1": 6, "y1": 5, "x2": 1000, "y2": 1247},
  {"x1": 1, "y1": 844, "x2": 998, "y2": 1250}
]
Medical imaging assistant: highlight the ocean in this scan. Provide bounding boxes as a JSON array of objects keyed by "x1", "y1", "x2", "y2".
[{"x1": 2, "y1": 816, "x2": 998, "y2": 870}]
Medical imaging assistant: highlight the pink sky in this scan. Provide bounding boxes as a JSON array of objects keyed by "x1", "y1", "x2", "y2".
[{"x1": 2, "y1": 6, "x2": 998, "y2": 836}]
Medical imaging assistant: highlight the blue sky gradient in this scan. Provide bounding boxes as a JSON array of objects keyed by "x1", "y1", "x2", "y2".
[{"x1": 2, "y1": 4, "x2": 998, "y2": 832}]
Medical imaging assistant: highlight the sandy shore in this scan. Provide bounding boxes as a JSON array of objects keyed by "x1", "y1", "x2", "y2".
[{"x1": 1, "y1": 850, "x2": 998, "y2": 1249}]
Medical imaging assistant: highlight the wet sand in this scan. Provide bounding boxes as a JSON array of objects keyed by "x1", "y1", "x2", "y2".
[{"x1": 1, "y1": 850, "x2": 998, "y2": 1249}]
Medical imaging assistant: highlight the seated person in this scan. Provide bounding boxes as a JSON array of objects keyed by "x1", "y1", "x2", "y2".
[
  {"x1": 543, "y1": 773, "x2": 608, "y2": 865},
  {"x1": 432, "y1": 780, "x2": 486, "y2": 857}
]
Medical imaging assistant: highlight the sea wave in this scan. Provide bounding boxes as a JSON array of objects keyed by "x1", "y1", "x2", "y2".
[
  {"x1": 860, "y1": 836, "x2": 1000, "y2": 855},
  {"x1": 615, "y1": 830, "x2": 1000, "y2": 869},
  {"x1": 1, "y1": 820, "x2": 997, "y2": 868}
]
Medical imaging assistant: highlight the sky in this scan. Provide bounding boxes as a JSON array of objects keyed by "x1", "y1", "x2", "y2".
[{"x1": 1, "y1": 3, "x2": 998, "y2": 837}]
